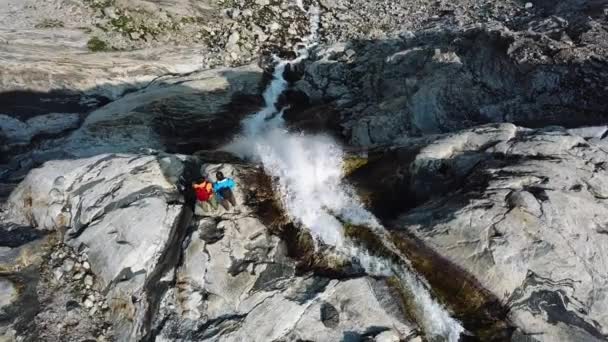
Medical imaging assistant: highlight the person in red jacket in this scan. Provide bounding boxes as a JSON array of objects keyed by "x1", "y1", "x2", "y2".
[{"x1": 192, "y1": 176, "x2": 218, "y2": 213}]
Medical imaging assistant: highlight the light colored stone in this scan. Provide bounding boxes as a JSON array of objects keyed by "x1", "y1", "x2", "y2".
[
  {"x1": 84, "y1": 299, "x2": 94, "y2": 308},
  {"x1": 568, "y1": 126, "x2": 608, "y2": 139},
  {"x1": 394, "y1": 124, "x2": 608, "y2": 341},
  {"x1": 53, "y1": 267, "x2": 64, "y2": 281},
  {"x1": 269, "y1": 22, "x2": 281, "y2": 32},
  {"x1": 226, "y1": 31, "x2": 240, "y2": 52},
  {"x1": 62, "y1": 259, "x2": 75, "y2": 272},
  {"x1": 0, "y1": 113, "x2": 80, "y2": 146},
  {"x1": 84, "y1": 275, "x2": 94, "y2": 287},
  {"x1": 0, "y1": 278, "x2": 18, "y2": 309}
]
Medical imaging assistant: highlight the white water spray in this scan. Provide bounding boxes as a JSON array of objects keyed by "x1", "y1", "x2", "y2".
[{"x1": 224, "y1": 4, "x2": 464, "y2": 341}]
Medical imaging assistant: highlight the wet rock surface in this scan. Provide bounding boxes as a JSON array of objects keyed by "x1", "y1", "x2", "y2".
[
  {"x1": 0, "y1": 156, "x2": 420, "y2": 341},
  {"x1": 347, "y1": 124, "x2": 608, "y2": 341}
]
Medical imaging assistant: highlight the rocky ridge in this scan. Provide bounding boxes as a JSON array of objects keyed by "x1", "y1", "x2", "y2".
[
  {"x1": 0, "y1": 153, "x2": 424, "y2": 341},
  {"x1": 346, "y1": 123, "x2": 608, "y2": 341},
  {"x1": 290, "y1": 11, "x2": 608, "y2": 146}
]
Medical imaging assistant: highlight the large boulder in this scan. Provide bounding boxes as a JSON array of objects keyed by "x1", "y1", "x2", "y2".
[
  {"x1": 295, "y1": 21, "x2": 608, "y2": 147},
  {"x1": 62, "y1": 63, "x2": 264, "y2": 157},
  {"x1": 3, "y1": 152, "x2": 189, "y2": 340},
  {"x1": 1, "y1": 154, "x2": 421, "y2": 341},
  {"x1": 380, "y1": 123, "x2": 608, "y2": 341},
  {"x1": 0, "y1": 63, "x2": 264, "y2": 183},
  {"x1": 153, "y1": 215, "x2": 418, "y2": 342}
]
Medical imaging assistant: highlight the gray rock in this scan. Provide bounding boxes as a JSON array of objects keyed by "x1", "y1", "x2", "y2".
[
  {"x1": 0, "y1": 113, "x2": 80, "y2": 146},
  {"x1": 4, "y1": 154, "x2": 187, "y2": 340},
  {"x1": 301, "y1": 22, "x2": 608, "y2": 147},
  {"x1": 53, "y1": 267, "x2": 64, "y2": 281},
  {"x1": 391, "y1": 124, "x2": 608, "y2": 341},
  {"x1": 83, "y1": 298, "x2": 94, "y2": 308},
  {"x1": 568, "y1": 126, "x2": 608, "y2": 140},
  {"x1": 62, "y1": 259, "x2": 75, "y2": 273},
  {"x1": 0, "y1": 278, "x2": 17, "y2": 309},
  {"x1": 226, "y1": 31, "x2": 241, "y2": 53},
  {"x1": 154, "y1": 213, "x2": 416, "y2": 341},
  {"x1": 60, "y1": 63, "x2": 263, "y2": 158},
  {"x1": 84, "y1": 275, "x2": 94, "y2": 287},
  {"x1": 4, "y1": 156, "x2": 416, "y2": 341}
]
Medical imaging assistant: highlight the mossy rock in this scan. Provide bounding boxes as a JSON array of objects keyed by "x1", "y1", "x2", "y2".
[
  {"x1": 238, "y1": 169, "x2": 361, "y2": 278},
  {"x1": 342, "y1": 223, "x2": 400, "y2": 263},
  {"x1": 86, "y1": 37, "x2": 109, "y2": 52},
  {"x1": 342, "y1": 155, "x2": 368, "y2": 176},
  {"x1": 342, "y1": 221, "x2": 513, "y2": 340},
  {"x1": 35, "y1": 19, "x2": 64, "y2": 29},
  {"x1": 390, "y1": 230, "x2": 514, "y2": 341},
  {"x1": 84, "y1": 0, "x2": 114, "y2": 9}
]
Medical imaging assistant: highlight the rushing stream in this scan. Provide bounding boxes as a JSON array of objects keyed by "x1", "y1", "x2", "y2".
[{"x1": 224, "y1": 2, "x2": 465, "y2": 340}]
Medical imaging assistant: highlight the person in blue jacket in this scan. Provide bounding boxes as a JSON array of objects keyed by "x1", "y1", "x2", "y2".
[{"x1": 213, "y1": 171, "x2": 237, "y2": 210}]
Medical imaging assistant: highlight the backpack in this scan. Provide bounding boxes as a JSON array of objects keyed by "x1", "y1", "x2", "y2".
[{"x1": 194, "y1": 182, "x2": 213, "y2": 201}]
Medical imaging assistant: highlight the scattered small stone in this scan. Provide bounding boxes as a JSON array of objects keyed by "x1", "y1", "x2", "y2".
[
  {"x1": 103, "y1": 6, "x2": 118, "y2": 19},
  {"x1": 85, "y1": 275, "x2": 94, "y2": 287},
  {"x1": 62, "y1": 259, "x2": 75, "y2": 272},
  {"x1": 53, "y1": 267, "x2": 64, "y2": 281},
  {"x1": 269, "y1": 22, "x2": 281, "y2": 32},
  {"x1": 83, "y1": 261, "x2": 90, "y2": 270},
  {"x1": 525, "y1": 2, "x2": 533, "y2": 9},
  {"x1": 84, "y1": 299, "x2": 94, "y2": 308},
  {"x1": 226, "y1": 31, "x2": 240, "y2": 52},
  {"x1": 73, "y1": 272, "x2": 85, "y2": 280},
  {"x1": 66, "y1": 300, "x2": 80, "y2": 311}
]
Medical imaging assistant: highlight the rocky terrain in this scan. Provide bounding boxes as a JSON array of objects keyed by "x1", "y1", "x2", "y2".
[{"x1": 1, "y1": 0, "x2": 608, "y2": 341}]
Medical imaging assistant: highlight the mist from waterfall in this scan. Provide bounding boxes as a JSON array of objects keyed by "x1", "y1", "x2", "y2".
[{"x1": 223, "y1": 2, "x2": 464, "y2": 341}]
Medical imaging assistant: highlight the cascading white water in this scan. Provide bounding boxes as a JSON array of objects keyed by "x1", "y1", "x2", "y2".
[{"x1": 224, "y1": 2, "x2": 465, "y2": 340}]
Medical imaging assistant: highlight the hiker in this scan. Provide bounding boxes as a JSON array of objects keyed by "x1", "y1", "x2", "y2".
[
  {"x1": 213, "y1": 171, "x2": 237, "y2": 210},
  {"x1": 192, "y1": 176, "x2": 218, "y2": 213}
]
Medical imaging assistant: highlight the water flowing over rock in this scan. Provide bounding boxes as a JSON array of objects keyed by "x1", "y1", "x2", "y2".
[
  {"x1": 347, "y1": 123, "x2": 608, "y2": 341},
  {"x1": 0, "y1": 154, "x2": 421, "y2": 341},
  {"x1": 396, "y1": 124, "x2": 608, "y2": 341}
]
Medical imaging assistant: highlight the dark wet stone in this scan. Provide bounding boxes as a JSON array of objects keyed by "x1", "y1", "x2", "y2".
[
  {"x1": 0, "y1": 225, "x2": 45, "y2": 248},
  {"x1": 0, "y1": 90, "x2": 108, "y2": 120},
  {"x1": 320, "y1": 302, "x2": 340, "y2": 328},
  {"x1": 65, "y1": 300, "x2": 80, "y2": 311}
]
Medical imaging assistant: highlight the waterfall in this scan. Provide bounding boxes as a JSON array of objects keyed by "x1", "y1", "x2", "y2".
[{"x1": 223, "y1": 3, "x2": 465, "y2": 340}]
